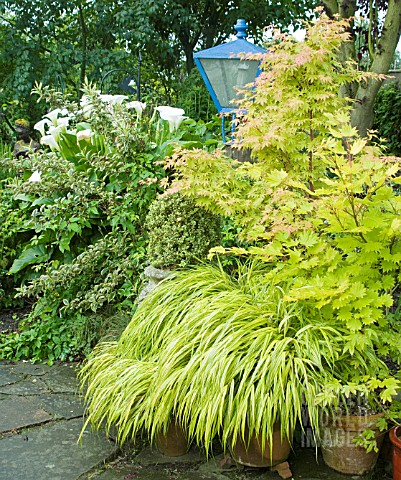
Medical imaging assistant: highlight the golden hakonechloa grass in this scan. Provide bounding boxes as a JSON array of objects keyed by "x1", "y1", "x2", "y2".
[{"x1": 80, "y1": 262, "x2": 388, "y2": 453}]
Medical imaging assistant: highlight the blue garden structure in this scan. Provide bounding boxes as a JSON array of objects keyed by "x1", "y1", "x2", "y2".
[{"x1": 194, "y1": 19, "x2": 266, "y2": 142}]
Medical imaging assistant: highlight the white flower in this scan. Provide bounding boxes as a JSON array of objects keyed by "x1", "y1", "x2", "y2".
[
  {"x1": 76, "y1": 129, "x2": 93, "y2": 141},
  {"x1": 57, "y1": 117, "x2": 69, "y2": 128},
  {"x1": 110, "y1": 95, "x2": 128, "y2": 104},
  {"x1": 28, "y1": 170, "x2": 42, "y2": 183},
  {"x1": 80, "y1": 96, "x2": 93, "y2": 117},
  {"x1": 99, "y1": 94, "x2": 128, "y2": 105},
  {"x1": 33, "y1": 119, "x2": 51, "y2": 137},
  {"x1": 44, "y1": 108, "x2": 62, "y2": 126},
  {"x1": 80, "y1": 95, "x2": 90, "y2": 107},
  {"x1": 99, "y1": 94, "x2": 113, "y2": 103},
  {"x1": 60, "y1": 108, "x2": 70, "y2": 116},
  {"x1": 156, "y1": 106, "x2": 186, "y2": 132},
  {"x1": 126, "y1": 101, "x2": 146, "y2": 116},
  {"x1": 40, "y1": 135, "x2": 59, "y2": 150},
  {"x1": 47, "y1": 125, "x2": 63, "y2": 141}
]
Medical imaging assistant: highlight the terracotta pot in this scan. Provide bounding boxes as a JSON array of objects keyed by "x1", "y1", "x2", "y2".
[
  {"x1": 321, "y1": 413, "x2": 385, "y2": 475},
  {"x1": 154, "y1": 420, "x2": 189, "y2": 457},
  {"x1": 230, "y1": 423, "x2": 291, "y2": 467},
  {"x1": 390, "y1": 426, "x2": 401, "y2": 480}
]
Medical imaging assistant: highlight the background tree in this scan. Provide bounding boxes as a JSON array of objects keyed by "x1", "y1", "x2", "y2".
[
  {"x1": 117, "y1": 0, "x2": 317, "y2": 74},
  {"x1": 0, "y1": 0, "x2": 316, "y2": 127},
  {"x1": 0, "y1": 0, "x2": 141, "y2": 126},
  {"x1": 322, "y1": 0, "x2": 401, "y2": 136}
]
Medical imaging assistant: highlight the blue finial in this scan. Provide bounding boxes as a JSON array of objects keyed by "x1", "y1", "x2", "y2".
[{"x1": 234, "y1": 19, "x2": 248, "y2": 39}]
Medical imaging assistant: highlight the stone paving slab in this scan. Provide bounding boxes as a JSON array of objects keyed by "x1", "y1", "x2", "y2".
[
  {"x1": 42, "y1": 364, "x2": 79, "y2": 393},
  {"x1": 0, "y1": 376, "x2": 50, "y2": 395},
  {"x1": 38, "y1": 393, "x2": 85, "y2": 420},
  {"x1": 0, "y1": 395, "x2": 53, "y2": 433},
  {"x1": 0, "y1": 417, "x2": 119, "y2": 480},
  {"x1": 12, "y1": 362, "x2": 52, "y2": 376},
  {"x1": 0, "y1": 367, "x2": 23, "y2": 387},
  {"x1": 94, "y1": 464, "x2": 231, "y2": 480},
  {"x1": 0, "y1": 361, "x2": 391, "y2": 480},
  {"x1": 135, "y1": 446, "x2": 205, "y2": 466}
]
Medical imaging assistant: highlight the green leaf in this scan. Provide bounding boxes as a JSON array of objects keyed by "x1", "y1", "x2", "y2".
[{"x1": 9, "y1": 245, "x2": 51, "y2": 273}]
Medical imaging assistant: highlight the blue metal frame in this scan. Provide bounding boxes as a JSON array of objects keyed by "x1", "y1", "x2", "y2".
[{"x1": 193, "y1": 19, "x2": 266, "y2": 142}]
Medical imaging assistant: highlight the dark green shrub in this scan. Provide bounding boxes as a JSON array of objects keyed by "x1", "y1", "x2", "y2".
[
  {"x1": 145, "y1": 193, "x2": 221, "y2": 268},
  {"x1": 0, "y1": 83, "x2": 222, "y2": 362},
  {"x1": 0, "y1": 308, "x2": 131, "y2": 364},
  {"x1": 373, "y1": 82, "x2": 401, "y2": 156},
  {"x1": 175, "y1": 69, "x2": 217, "y2": 122}
]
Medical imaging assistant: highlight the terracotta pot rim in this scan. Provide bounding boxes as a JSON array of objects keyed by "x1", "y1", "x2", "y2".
[
  {"x1": 322, "y1": 412, "x2": 384, "y2": 430},
  {"x1": 323, "y1": 412, "x2": 384, "y2": 419},
  {"x1": 390, "y1": 425, "x2": 401, "y2": 448}
]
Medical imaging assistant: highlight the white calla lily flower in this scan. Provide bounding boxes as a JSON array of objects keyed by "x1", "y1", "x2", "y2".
[
  {"x1": 40, "y1": 134, "x2": 59, "y2": 150},
  {"x1": 80, "y1": 95, "x2": 90, "y2": 106},
  {"x1": 57, "y1": 117, "x2": 69, "y2": 128},
  {"x1": 28, "y1": 170, "x2": 42, "y2": 183},
  {"x1": 99, "y1": 94, "x2": 114, "y2": 103},
  {"x1": 80, "y1": 96, "x2": 93, "y2": 117},
  {"x1": 47, "y1": 125, "x2": 63, "y2": 141},
  {"x1": 99, "y1": 94, "x2": 128, "y2": 105},
  {"x1": 110, "y1": 95, "x2": 128, "y2": 104},
  {"x1": 76, "y1": 129, "x2": 93, "y2": 141},
  {"x1": 33, "y1": 119, "x2": 51, "y2": 137},
  {"x1": 126, "y1": 101, "x2": 146, "y2": 116},
  {"x1": 156, "y1": 106, "x2": 187, "y2": 132},
  {"x1": 45, "y1": 108, "x2": 62, "y2": 126}
]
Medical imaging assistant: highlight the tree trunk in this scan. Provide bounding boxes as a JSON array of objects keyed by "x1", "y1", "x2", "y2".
[
  {"x1": 351, "y1": 0, "x2": 401, "y2": 136},
  {"x1": 179, "y1": 32, "x2": 200, "y2": 74},
  {"x1": 323, "y1": 0, "x2": 401, "y2": 137},
  {"x1": 183, "y1": 44, "x2": 195, "y2": 73}
]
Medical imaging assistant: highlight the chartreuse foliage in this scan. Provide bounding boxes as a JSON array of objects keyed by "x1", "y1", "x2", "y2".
[
  {"x1": 80, "y1": 13, "x2": 401, "y2": 454},
  {"x1": 81, "y1": 262, "x2": 394, "y2": 452},
  {"x1": 166, "y1": 15, "x2": 401, "y2": 367}
]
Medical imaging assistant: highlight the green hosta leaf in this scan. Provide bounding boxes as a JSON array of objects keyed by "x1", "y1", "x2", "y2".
[{"x1": 9, "y1": 245, "x2": 51, "y2": 273}]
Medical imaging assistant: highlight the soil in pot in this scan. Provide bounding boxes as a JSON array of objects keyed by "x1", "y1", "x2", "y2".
[
  {"x1": 321, "y1": 413, "x2": 385, "y2": 475},
  {"x1": 390, "y1": 425, "x2": 401, "y2": 480},
  {"x1": 230, "y1": 423, "x2": 291, "y2": 468},
  {"x1": 154, "y1": 420, "x2": 189, "y2": 457}
]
